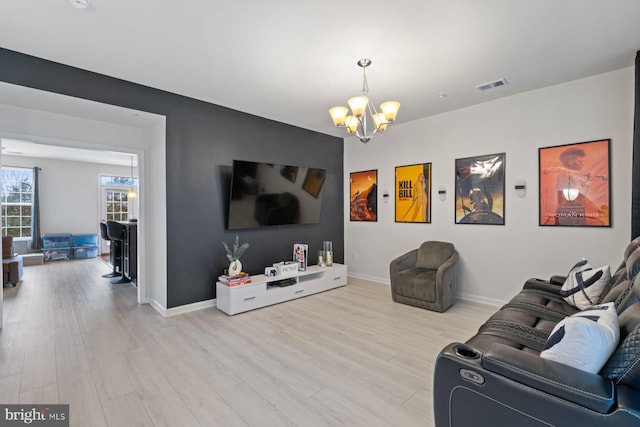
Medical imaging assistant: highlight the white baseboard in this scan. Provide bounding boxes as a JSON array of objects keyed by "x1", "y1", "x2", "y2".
[
  {"x1": 148, "y1": 299, "x2": 167, "y2": 316},
  {"x1": 348, "y1": 272, "x2": 506, "y2": 308},
  {"x1": 148, "y1": 298, "x2": 217, "y2": 317},
  {"x1": 456, "y1": 292, "x2": 505, "y2": 307},
  {"x1": 347, "y1": 271, "x2": 388, "y2": 285}
]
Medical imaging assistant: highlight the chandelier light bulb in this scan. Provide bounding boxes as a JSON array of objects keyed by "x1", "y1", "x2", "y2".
[
  {"x1": 348, "y1": 96, "x2": 369, "y2": 118},
  {"x1": 372, "y1": 113, "x2": 388, "y2": 132},
  {"x1": 345, "y1": 116, "x2": 359, "y2": 134},
  {"x1": 380, "y1": 101, "x2": 400, "y2": 122},
  {"x1": 329, "y1": 106, "x2": 348, "y2": 126}
]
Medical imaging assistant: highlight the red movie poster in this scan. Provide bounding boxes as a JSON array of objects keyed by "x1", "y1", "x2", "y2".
[{"x1": 539, "y1": 139, "x2": 610, "y2": 227}]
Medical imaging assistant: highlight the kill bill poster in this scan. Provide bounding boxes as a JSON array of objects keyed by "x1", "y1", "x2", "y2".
[
  {"x1": 350, "y1": 170, "x2": 377, "y2": 221},
  {"x1": 395, "y1": 163, "x2": 431, "y2": 223},
  {"x1": 539, "y1": 139, "x2": 610, "y2": 227}
]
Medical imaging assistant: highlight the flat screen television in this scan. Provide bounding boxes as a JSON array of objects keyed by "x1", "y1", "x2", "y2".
[{"x1": 227, "y1": 160, "x2": 327, "y2": 230}]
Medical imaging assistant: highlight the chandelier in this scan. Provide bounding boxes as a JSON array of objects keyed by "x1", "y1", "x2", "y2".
[{"x1": 329, "y1": 59, "x2": 400, "y2": 143}]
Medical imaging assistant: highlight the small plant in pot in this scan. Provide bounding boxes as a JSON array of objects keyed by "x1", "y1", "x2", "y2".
[{"x1": 222, "y1": 235, "x2": 249, "y2": 277}]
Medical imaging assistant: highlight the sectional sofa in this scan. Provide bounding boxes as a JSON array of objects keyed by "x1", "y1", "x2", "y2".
[{"x1": 434, "y1": 238, "x2": 640, "y2": 426}]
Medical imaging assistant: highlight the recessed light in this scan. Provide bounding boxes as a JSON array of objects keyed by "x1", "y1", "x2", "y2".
[{"x1": 69, "y1": 0, "x2": 89, "y2": 9}]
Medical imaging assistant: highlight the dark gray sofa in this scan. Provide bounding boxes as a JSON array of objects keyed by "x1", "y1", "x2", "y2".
[{"x1": 433, "y1": 238, "x2": 640, "y2": 426}]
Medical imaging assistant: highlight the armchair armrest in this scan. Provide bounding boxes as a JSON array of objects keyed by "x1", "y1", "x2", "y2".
[
  {"x1": 436, "y1": 251, "x2": 459, "y2": 281},
  {"x1": 482, "y1": 343, "x2": 615, "y2": 414},
  {"x1": 389, "y1": 249, "x2": 417, "y2": 275}
]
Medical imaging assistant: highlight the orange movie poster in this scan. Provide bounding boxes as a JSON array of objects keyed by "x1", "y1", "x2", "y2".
[
  {"x1": 395, "y1": 163, "x2": 431, "y2": 223},
  {"x1": 350, "y1": 170, "x2": 377, "y2": 221},
  {"x1": 539, "y1": 139, "x2": 610, "y2": 227}
]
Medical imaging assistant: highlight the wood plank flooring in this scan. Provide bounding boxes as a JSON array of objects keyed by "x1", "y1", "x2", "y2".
[{"x1": 0, "y1": 258, "x2": 496, "y2": 426}]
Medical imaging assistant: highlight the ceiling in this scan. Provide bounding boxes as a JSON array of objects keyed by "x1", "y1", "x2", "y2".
[
  {"x1": 1, "y1": 0, "x2": 639, "y2": 142},
  {"x1": 1, "y1": 137, "x2": 136, "y2": 167}
]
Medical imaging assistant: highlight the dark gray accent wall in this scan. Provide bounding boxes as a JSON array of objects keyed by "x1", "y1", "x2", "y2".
[{"x1": 0, "y1": 48, "x2": 344, "y2": 308}]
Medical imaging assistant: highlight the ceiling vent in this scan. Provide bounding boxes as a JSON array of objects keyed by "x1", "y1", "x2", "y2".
[{"x1": 476, "y1": 78, "x2": 509, "y2": 92}]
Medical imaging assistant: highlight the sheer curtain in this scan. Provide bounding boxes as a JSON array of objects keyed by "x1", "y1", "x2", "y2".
[{"x1": 30, "y1": 166, "x2": 42, "y2": 250}]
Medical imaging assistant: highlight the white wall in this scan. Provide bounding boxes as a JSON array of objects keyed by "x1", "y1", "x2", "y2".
[
  {"x1": 345, "y1": 67, "x2": 634, "y2": 306},
  {"x1": 2, "y1": 154, "x2": 134, "y2": 235},
  {"x1": 0, "y1": 102, "x2": 168, "y2": 308}
]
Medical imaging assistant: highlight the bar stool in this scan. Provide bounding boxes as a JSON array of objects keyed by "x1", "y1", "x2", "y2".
[
  {"x1": 100, "y1": 222, "x2": 121, "y2": 278},
  {"x1": 106, "y1": 221, "x2": 130, "y2": 284}
]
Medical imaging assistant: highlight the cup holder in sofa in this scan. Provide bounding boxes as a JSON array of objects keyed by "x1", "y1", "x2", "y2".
[{"x1": 454, "y1": 345, "x2": 480, "y2": 359}]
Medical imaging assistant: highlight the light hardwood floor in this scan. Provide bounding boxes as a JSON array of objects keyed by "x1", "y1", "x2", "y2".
[{"x1": 1, "y1": 258, "x2": 496, "y2": 426}]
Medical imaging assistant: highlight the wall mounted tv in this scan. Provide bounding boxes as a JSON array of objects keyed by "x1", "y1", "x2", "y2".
[{"x1": 227, "y1": 160, "x2": 327, "y2": 230}]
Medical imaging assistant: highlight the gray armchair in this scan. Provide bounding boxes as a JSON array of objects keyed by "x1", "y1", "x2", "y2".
[{"x1": 389, "y1": 241, "x2": 459, "y2": 312}]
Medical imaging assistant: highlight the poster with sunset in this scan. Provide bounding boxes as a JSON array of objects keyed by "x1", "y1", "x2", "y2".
[
  {"x1": 350, "y1": 170, "x2": 377, "y2": 221},
  {"x1": 539, "y1": 139, "x2": 610, "y2": 227}
]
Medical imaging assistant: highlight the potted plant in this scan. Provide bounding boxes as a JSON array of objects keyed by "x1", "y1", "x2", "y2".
[{"x1": 221, "y1": 235, "x2": 249, "y2": 277}]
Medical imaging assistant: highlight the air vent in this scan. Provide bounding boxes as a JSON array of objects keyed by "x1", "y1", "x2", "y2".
[{"x1": 476, "y1": 78, "x2": 509, "y2": 91}]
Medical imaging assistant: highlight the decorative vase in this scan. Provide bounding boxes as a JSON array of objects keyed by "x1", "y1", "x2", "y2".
[{"x1": 229, "y1": 259, "x2": 242, "y2": 277}]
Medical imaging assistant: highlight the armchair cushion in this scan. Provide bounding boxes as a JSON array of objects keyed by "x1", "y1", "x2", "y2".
[
  {"x1": 395, "y1": 268, "x2": 437, "y2": 302},
  {"x1": 416, "y1": 241, "x2": 454, "y2": 270}
]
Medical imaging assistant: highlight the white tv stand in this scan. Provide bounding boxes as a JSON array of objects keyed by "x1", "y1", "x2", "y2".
[{"x1": 216, "y1": 263, "x2": 347, "y2": 315}]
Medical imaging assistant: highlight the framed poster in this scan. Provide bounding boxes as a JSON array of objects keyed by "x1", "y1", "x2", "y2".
[
  {"x1": 280, "y1": 165, "x2": 298, "y2": 183},
  {"x1": 350, "y1": 169, "x2": 377, "y2": 221},
  {"x1": 539, "y1": 139, "x2": 610, "y2": 227},
  {"x1": 302, "y1": 167, "x2": 326, "y2": 198},
  {"x1": 395, "y1": 163, "x2": 432, "y2": 223},
  {"x1": 455, "y1": 153, "x2": 505, "y2": 225}
]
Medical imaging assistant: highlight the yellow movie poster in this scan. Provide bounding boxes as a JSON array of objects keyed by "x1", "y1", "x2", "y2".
[
  {"x1": 395, "y1": 163, "x2": 431, "y2": 223},
  {"x1": 350, "y1": 170, "x2": 377, "y2": 221}
]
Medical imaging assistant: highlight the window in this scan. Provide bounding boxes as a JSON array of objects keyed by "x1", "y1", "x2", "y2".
[
  {"x1": 101, "y1": 175, "x2": 138, "y2": 187},
  {"x1": 100, "y1": 175, "x2": 138, "y2": 223},
  {"x1": 1, "y1": 167, "x2": 34, "y2": 238},
  {"x1": 105, "y1": 189, "x2": 131, "y2": 222}
]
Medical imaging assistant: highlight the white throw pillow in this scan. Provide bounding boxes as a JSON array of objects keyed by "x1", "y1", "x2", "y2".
[
  {"x1": 560, "y1": 265, "x2": 611, "y2": 309},
  {"x1": 540, "y1": 302, "x2": 619, "y2": 374},
  {"x1": 563, "y1": 258, "x2": 592, "y2": 286}
]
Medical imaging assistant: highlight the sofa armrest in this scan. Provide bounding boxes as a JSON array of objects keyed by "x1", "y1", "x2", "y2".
[
  {"x1": 523, "y1": 277, "x2": 563, "y2": 294},
  {"x1": 482, "y1": 343, "x2": 615, "y2": 414},
  {"x1": 549, "y1": 275, "x2": 567, "y2": 285}
]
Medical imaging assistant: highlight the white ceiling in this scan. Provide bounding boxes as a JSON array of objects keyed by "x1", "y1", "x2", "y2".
[
  {"x1": 0, "y1": 0, "x2": 639, "y2": 141},
  {"x1": 1, "y1": 137, "x2": 135, "y2": 167},
  {"x1": 0, "y1": 81, "x2": 159, "y2": 165}
]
